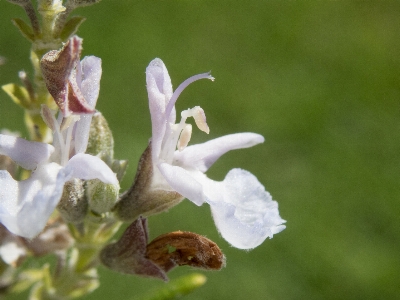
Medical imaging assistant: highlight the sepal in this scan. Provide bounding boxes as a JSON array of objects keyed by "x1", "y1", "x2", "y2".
[
  {"x1": 114, "y1": 144, "x2": 183, "y2": 222},
  {"x1": 85, "y1": 112, "x2": 114, "y2": 158},
  {"x1": 57, "y1": 178, "x2": 88, "y2": 224}
]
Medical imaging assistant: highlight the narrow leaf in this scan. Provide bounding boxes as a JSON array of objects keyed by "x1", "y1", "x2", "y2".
[
  {"x1": 2, "y1": 83, "x2": 31, "y2": 109},
  {"x1": 12, "y1": 18, "x2": 35, "y2": 41},
  {"x1": 60, "y1": 16, "x2": 86, "y2": 41}
]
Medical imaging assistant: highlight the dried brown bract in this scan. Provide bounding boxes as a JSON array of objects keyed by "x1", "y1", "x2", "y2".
[
  {"x1": 146, "y1": 231, "x2": 225, "y2": 272},
  {"x1": 100, "y1": 218, "x2": 168, "y2": 281}
]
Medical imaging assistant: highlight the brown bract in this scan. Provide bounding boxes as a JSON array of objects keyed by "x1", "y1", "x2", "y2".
[
  {"x1": 100, "y1": 218, "x2": 168, "y2": 281},
  {"x1": 146, "y1": 231, "x2": 225, "y2": 272},
  {"x1": 40, "y1": 36, "x2": 95, "y2": 117}
]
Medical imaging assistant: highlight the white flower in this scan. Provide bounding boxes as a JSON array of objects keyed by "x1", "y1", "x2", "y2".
[
  {"x1": 145, "y1": 58, "x2": 286, "y2": 249},
  {"x1": 0, "y1": 56, "x2": 117, "y2": 239}
]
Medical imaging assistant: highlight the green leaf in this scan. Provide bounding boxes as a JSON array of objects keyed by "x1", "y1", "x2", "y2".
[
  {"x1": 2, "y1": 83, "x2": 31, "y2": 109},
  {"x1": 60, "y1": 16, "x2": 86, "y2": 41},
  {"x1": 12, "y1": 18, "x2": 35, "y2": 41},
  {"x1": 140, "y1": 273, "x2": 207, "y2": 300}
]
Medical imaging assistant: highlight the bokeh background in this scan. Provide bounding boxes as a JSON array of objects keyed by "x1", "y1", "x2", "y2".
[{"x1": 1, "y1": 1, "x2": 400, "y2": 299}]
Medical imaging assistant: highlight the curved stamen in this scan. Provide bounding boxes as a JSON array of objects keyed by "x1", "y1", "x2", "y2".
[
  {"x1": 178, "y1": 124, "x2": 192, "y2": 151},
  {"x1": 160, "y1": 106, "x2": 210, "y2": 163},
  {"x1": 160, "y1": 116, "x2": 187, "y2": 163},
  {"x1": 165, "y1": 72, "x2": 214, "y2": 120}
]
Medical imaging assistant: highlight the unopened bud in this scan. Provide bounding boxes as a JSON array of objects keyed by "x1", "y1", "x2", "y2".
[
  {"x1": 86, "y1": 112, "x2": 114, "y2": 158},
  {"x1": 57, "y1": 178, "x2": 88, "y2": 224},
  {"x1": 86, "y1": 179, "x2": 119, "y2": 215}
]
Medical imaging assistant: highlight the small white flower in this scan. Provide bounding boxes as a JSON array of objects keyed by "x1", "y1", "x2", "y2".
[
  {"x1": 0, "y1": 56, "x2": 117, "y2": 239},
  {"x1": 145, "y1": 58, "x2": 286, "y2": 249}
]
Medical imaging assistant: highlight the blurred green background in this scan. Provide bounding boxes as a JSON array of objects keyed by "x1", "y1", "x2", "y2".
[{"x1": 1, "y1": 1, "x2": 400, "y2": 299}]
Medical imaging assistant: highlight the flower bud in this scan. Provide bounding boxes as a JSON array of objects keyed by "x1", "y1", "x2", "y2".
[
  {"x1": 85, "y1": 112, "x2": 114, "y2": 157},
  {"x1": 57, "y1": 178, "x2": 88, "y2": 224},
  {"x1": 86, "y1": 179, "x2": 119, "y2": 215}
]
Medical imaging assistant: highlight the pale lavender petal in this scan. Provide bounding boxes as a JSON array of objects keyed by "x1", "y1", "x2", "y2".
[
  {"x1": 157, "y1": 163, "x2": 205, "y2": 206},
  {"x1": 0, "y1": 163, "x2": 66, "y2": 238},
  {"x1": 73, "y1": 116, "x2": 91, "y2": 155},
  {"x1": 146, "y1": 59, "x2": 170, "y2": 161},
  {"x1": 146, "y1": 58, "x2": 173, "y2": 103},
  {"x1": 0, "y1": 171, "x2": 18, "y2": 219},
  {"x1": 17, "y1": 165, "x2": 72, "y2": 239},
  {"x1": 64, "y1": 153, "x2": 117, "y2": 184},
  {"x1": 80, "y1": 56, "x2": 102, "y2": 108},
  {"x1": 199, "y1": 168, "x2": 286, "y2": 249},
  {"x1": 0, "y1": 134, "x2": 54, "y2": 170},
  {"x1": 74, "y1": 56, "x2": 102, "y2": 154},
  {"x1": 173, "y1": 133, "x2": 264, "y2": 173}
]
